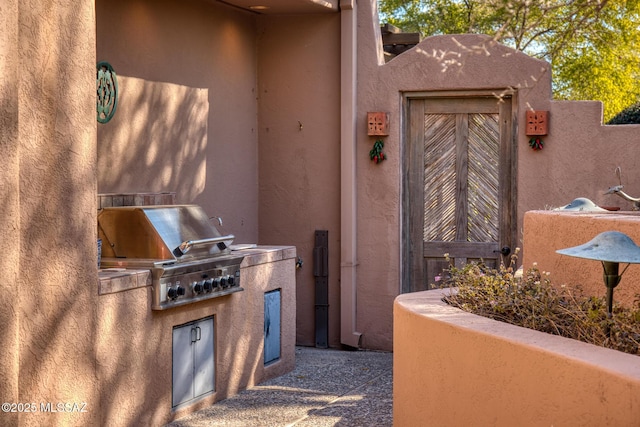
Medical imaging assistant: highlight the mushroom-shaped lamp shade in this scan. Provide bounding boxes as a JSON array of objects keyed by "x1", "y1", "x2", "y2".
[
  {"x1": 556, "y1": 231, "x2": 640, "y2": 263},
  {"x1": 556, "y1": 231, "x2": 640, "y2": 317},
  {"x1": 553, "y1": 197, "x2": 607, "y2": 212}
]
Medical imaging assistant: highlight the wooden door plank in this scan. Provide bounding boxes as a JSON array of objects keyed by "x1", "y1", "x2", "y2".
[
  {"x1": 499, "y1": 99, "x2": 517, "y2": 252},
  {"x1": 408, "y1": 100, "x2": 426, "y2": 292},
  {"x1": 425, "y1": 97, "x2": 500, "y2": 114},
  {"x1": 424, "y1": 241, "x2": 499, "y2": 259},
  {"x1": 455, "y1": 114, "x2": 468, "y2": 242}
]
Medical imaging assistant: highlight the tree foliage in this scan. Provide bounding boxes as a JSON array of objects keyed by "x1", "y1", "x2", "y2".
[
  {"x1": 378, "y1": 0, "x2": 640, "y2": 121},
  {"x1": 608, "y1": 102, "x2": 640, "y2": 124}
]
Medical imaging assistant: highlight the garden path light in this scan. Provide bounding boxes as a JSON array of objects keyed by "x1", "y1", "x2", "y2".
[{"x1": 557, "y1": 231, "x2": 640, "y2": 317}]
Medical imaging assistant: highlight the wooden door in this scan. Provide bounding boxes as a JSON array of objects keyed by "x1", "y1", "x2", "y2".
[{"x1": 403, "y1": 93, "x2": 517, "y2": 292}]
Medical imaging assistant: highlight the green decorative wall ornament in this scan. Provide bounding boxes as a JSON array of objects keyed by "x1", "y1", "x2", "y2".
[{"x1": 96, "y1": 61, "x2": 118, "y2": 123}]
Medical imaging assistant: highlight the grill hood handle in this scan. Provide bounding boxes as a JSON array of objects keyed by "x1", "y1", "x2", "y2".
[{"x1": 173, "y1": 234, "x2": 235, "y2": 257}]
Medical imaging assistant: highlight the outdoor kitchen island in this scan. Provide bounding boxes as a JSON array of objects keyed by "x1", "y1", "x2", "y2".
[{"x1": 96, "y1": 245, "x2": 296, "y2": 426}]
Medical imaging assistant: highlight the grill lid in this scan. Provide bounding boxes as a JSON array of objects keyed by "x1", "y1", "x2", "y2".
[{"x1": 98, "y1": 205, "x2": 234, "y2": 261}]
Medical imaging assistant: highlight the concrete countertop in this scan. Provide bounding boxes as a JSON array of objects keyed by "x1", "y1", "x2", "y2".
[
  {"x1": 235, "y1": 245, "x2": 296, "y2": 268},
  {"x1": 98, "y1": 245, "x2": 296, "y2": 295},
  {"x1": 98, "y1": 268, "x2": 152, "y2": 295}
]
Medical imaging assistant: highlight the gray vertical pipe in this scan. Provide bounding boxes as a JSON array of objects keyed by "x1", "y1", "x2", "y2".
[{"x1": 339, "y1": 0, "x2": 362, "y2": 348}]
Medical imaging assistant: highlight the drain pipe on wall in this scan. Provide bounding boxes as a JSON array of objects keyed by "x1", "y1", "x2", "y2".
[{"x1": 339, "y1": 0, "x2": 362, "y2": 348}]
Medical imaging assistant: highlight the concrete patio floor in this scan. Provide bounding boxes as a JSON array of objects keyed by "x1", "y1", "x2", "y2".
[{"x1": 166, "y1": 346, "x2": 393, "y2": 427}]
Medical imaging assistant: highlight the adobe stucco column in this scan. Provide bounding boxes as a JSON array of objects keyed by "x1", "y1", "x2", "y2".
[
  {"x1": 0, "y1": 1, "x2": 20, "y2": 425},
  {"x1": 16, "y1": 1, "x2": 98, "y2": 426}
]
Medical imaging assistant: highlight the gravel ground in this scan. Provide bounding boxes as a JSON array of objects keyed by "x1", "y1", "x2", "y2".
[{"x1": 166, "y1": 346, "x2": 393, "y2": 427}]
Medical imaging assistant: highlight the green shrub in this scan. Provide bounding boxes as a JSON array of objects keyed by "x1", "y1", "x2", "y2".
[
  {"x1": 441, "y1": 251, "x2": 640, "y2": 356},
  {"x1": 607, "y1": 102, "x2": 640, "y2": 125}
]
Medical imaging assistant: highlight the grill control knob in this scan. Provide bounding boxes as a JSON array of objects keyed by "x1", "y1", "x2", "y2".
[
  {"x1": 220, "y1": 276, "x2": 228, "y2": 288},
  {"x1": 167, "y1": 287, "x2": 178, "y2": 299},
  {"x1": 193, "y1": 282, "x2": 204, "y2": 294},
  {"x1": 213, "y1": 277, "x2": 221, "y2": 289},
  {"x1": 176, "y1": 285, "x2": 186, "y2": 296},
  {"x1": 203, "y1": 279, "x2": 213, "y2": 292},
  {"x1": 227, "y1": 275, "x2": 235, "y2": 286}
]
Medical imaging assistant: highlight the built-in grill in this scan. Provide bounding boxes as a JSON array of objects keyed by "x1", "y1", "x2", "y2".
[{"x1": 98, "y1": 205, "x2": 244, "y2": 310}]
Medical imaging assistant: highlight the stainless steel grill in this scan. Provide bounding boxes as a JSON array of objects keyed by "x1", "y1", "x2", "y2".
[{"x1": 98, "y1": 205, "x2": 244, "y2": 310}]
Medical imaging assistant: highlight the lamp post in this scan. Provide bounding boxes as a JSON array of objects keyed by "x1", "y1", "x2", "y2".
[{"x1": 557, "y1": 231, "x2": 640, "y2": 317}]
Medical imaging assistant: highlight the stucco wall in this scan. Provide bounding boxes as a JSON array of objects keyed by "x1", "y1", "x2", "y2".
[
  {"x1": 353, "y1": 0, "x2": 640, "y2": 350},
  {"x1": 356, "y1": 0, "x2": 550, "y2": 350},
  {"x1": 256, "y1": 14, "x2": 342, "y2": 347},
  {"x1": 0, "y1": 1, "x2": 99, "y2": 426},
  {"x1": 527, "y1": 101, "x2": 640, "y2": 213},
  {"x1": 95, "y1": 0, "x2": 343, "y2": 349},
  {"x1": 96, "y1": 0, "x2": 259, "y2": 243},
  {"x1": 0, "y1": 1, "x2": 20, "y2": 425}
]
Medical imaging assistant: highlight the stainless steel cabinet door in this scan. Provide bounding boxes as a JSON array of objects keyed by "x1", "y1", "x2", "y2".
[
  {"x1": 264, "y1": 290, "x2": 281, "y2": 364},
  {"x1": 193, "y1": 317, "x2": 215, "y2": 398},
  {"x1": 172, "y1": 323, "x2": 195, "y2": 407},
  {"x1": 172, "y1": 316, "x2": 215, "y2": 407}
]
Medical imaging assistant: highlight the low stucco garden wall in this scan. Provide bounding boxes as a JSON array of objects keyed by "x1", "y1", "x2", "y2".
[{"x1": 394, "y1": 290, "x2": 640, "y2": 426}]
